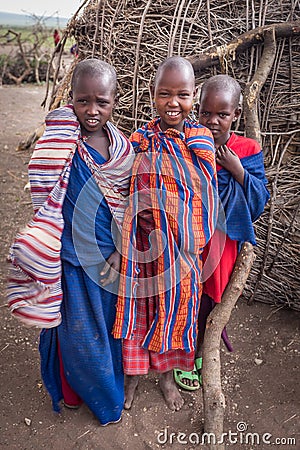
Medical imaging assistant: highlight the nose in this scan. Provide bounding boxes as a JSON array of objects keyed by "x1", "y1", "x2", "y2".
[
  {"x1": 168, "y1": 96, "x2": 179, "y2": 107},
  {"x1": 207, "y1": 114, "x2": 218, "y2": 125},
  {"x1": 87, "y1": 102, "x2": 98, "y2": 115}
]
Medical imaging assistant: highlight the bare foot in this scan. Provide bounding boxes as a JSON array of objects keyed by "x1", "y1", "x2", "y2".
[
  {"x1": 159, "y1": 370, "x2": 184, "y2": 411},
  {"x1": 124, "y1": 375, "x2": 139, "y2": 409}
]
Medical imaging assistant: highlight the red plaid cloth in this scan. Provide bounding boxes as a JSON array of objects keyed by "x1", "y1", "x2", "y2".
[
  {"x1": 123, "y1": 208, "x2": 195, "y2": 374},
  {"x1": 123, "y1": 330, "x2": 195, "y2": 375}
]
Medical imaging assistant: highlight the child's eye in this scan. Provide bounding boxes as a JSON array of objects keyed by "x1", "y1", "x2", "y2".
[{"x1": 200, "y1": 111, "x2": 209, "y2": 117}]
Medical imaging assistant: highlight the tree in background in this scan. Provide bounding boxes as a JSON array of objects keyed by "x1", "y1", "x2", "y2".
[{"x1": 0, "y1": 13, "x2": 62, "y2": 85}]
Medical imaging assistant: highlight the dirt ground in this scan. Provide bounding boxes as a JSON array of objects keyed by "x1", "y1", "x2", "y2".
[{"x1": 0, "y1": 84, "x2": 299, "y2": 450}]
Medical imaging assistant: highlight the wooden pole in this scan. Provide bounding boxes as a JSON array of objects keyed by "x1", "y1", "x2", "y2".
[{"x1": 202, "y1": 242, "x2": 255, "y2": 450}]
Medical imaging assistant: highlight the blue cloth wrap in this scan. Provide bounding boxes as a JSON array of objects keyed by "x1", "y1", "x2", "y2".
[
  {"x1": 39, "y1": 144, "x2": 124, "y2": 424},
  {"x1": 60, "y1": 145, "x2": 115, "y2": 265},
  {"x1": 217, "y1": 151, "x2": 270, "y2": 245}
]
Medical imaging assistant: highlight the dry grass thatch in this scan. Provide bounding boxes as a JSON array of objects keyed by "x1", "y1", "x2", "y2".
[{"x1": 45, "y1": 0, "x2": 300, "y2": 311}]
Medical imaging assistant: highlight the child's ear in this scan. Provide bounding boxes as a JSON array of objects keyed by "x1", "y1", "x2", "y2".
[
  {"x1": 150, "y1": 85, "x2": 155, "y2": 99},
  {"x1": 69, "y1": 90, "x2": 73, "y2": 102},
  {"x1": 193, "y1": 85, "x2": 199, "y2": 100},
  {"x1": 193, "y1": 85, "x2": 201, "y2": 117},
  {"x1": 114, "y1": 93, "x2": 119, "y2": 107},
  {"x1": 149, "y1": 85, "x2": 156, "y2": 114},
  {"x1": 233, "y1": 106, "x2": 242, "y2": 121}
]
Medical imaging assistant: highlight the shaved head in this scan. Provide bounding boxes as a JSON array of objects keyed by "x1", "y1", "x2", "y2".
[
  {"x1": 71, "y1": 58, "x2": 117, "y2": 93},
  {"x1": 200, "y1": 74, "x2": 241, "y2": 108},
  {"x1": 154, "y1": 56, "x2": 195, "y2": 89}
]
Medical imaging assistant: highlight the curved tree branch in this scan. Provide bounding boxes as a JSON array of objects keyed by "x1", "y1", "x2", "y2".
[
  {"x1": 5, "y1": 30, "x2": 32, "y2": 86},
  {"x1": 188, "y1": 21, "x2": 300, "y2": 74}
]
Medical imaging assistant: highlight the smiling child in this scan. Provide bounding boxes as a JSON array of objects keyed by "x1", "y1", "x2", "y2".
[{"x1": 113, "y1": 56, "x2": 218, "y2": 411}]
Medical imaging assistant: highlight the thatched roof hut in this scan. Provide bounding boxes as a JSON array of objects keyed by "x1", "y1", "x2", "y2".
[{"x1": 48, "y1": 0, "x2": 300, "y2": 310}]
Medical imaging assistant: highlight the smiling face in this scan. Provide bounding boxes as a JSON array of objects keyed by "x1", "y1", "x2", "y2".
[
  {"x1": 198, "y1": 89, "x2": 241, "y2": 147},
  {"x1": 154, "y1": 66, "x2": 195, "y2": 132},
  {"x1": 71, "y1": 73, "x2": 115, "y2": 137}
]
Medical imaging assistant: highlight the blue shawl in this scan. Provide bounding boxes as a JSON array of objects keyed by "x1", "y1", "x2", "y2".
[{"x1": 218, "y1": 151, "x2": 270, "y2": 245}]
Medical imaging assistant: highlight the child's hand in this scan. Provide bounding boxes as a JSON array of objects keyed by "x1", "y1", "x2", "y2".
[
  {"x1": 216, "y1": 145, "x2": 245, "y2": 185},
  {"x1": 100, "y1": 250, "x2": 121, "y2": 286}
]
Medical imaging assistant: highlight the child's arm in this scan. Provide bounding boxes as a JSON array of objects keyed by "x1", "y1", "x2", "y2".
[
  {"x1": 216, "y1": 145, "x2": 244, "y2": 185},
  {"x1": 217, "y1": 144, "x2": 270, "y2": 225}
]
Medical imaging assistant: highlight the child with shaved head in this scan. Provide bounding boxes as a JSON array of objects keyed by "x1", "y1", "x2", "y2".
[
  {"x1": 113, "y1": 56, "x2": 218, "y2": 411},
  {"x1": 7, "y1": 58, "x2": 134, "y2": 425},
  {"x1": 175, "y1": 74, "x2": 270, "y2": 389}
]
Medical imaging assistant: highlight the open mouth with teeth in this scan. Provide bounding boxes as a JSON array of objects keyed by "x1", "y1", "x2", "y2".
[
  {"x1": 86, "y1": 119, "x2": 99, "y2": 124},
  {"x1": 166, "y1": 111, "x2": 181, "y2": 117},
  {"x1": 85, "y1": 119, "x2": 100, "y2": 128}
]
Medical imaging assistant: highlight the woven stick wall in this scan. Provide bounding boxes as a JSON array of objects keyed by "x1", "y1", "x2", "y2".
[{"x1": 50, "y1": 0, "x2": 300, "y2": 310}]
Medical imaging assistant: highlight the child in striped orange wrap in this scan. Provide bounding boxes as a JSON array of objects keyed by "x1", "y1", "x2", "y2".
[{"x1": 112, "y1": 56, "x2": 218, "y2": 411}]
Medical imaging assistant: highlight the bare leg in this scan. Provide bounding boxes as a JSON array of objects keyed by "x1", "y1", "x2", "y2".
[
  {"x1": 159, "y1": 370, "x2": 184, "y2": 411},
  {"x1": 196, "y1": 293, "x2": 215, "y2": 358},
  {"x1": 124, "y1": 375, "x2": 139, "y2": 410}
]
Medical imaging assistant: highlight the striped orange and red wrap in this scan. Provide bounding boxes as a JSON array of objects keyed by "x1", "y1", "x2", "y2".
[{"x1": 113, "y1": 118, "x2": 218, "y2": 353}]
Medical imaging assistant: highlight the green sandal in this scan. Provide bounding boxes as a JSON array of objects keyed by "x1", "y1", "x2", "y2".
[
  {"x1": 173, "y1": 366, "x2": 200, "y2": 391},
  {"x1": 195, "y1": 357, "x2": 203, "y2": 386}
]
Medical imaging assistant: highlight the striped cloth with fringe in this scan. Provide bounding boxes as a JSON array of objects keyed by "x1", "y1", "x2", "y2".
[
  {"x1": 7, "y1": 105, "x2": 134, "y2": 328},
  {"x1": 113, "y1": 118, "x2": 218, "y2": 353}
]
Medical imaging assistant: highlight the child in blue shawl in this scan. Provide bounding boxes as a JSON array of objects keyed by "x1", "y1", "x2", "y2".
[{"x1": 175, "y1": 74, "x2": 270, "y2": 389}]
